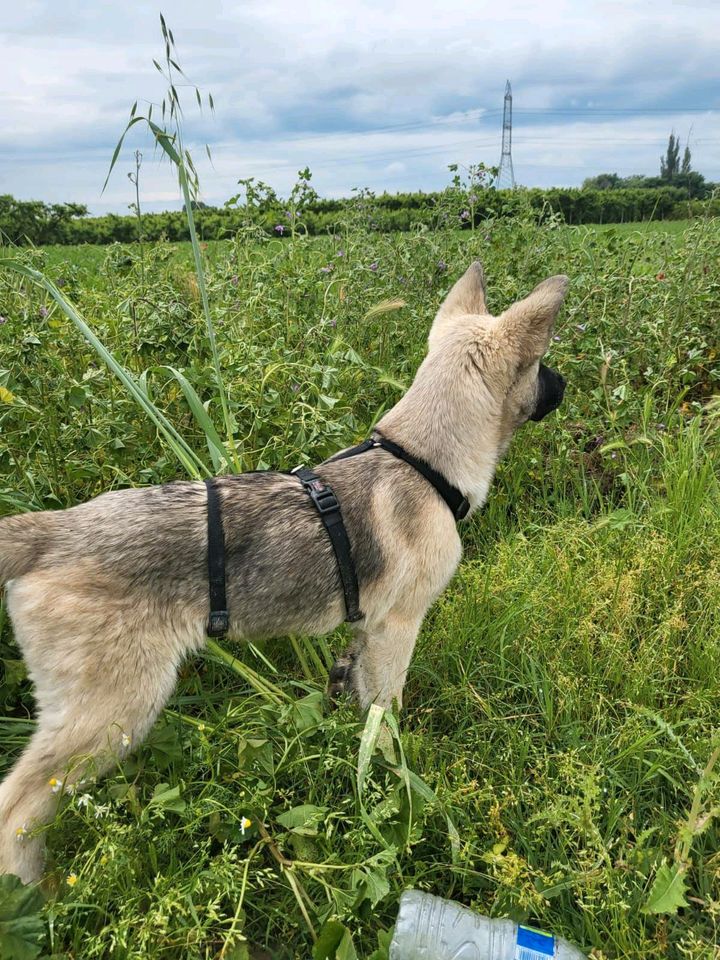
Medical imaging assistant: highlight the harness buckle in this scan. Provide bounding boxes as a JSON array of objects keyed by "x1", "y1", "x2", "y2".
[
  {"x1": 307, "y1": 481, "x2": 339, "y2": 515},
  {"x1": 208, "y1": 610, "x2": 229, "y2": 637}
]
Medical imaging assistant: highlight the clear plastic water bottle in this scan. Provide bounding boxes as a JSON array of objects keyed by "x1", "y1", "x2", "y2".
[{"x1": 389, "y1": 890, "x2": 586, "y2": 960}]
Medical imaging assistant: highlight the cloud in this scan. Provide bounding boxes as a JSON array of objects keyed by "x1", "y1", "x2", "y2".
[{"x1": 0, "y1": 0, "x2": 718, "y2": 212}]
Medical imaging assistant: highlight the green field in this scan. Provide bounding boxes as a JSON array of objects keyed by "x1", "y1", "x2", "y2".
[{"x1": 1, "y1": 211, "x2": 719, "y2": 959}]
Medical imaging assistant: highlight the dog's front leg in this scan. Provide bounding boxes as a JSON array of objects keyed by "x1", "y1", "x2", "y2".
[{"x1": 329, "y1": 611, "x2": 423, "y2": 711}]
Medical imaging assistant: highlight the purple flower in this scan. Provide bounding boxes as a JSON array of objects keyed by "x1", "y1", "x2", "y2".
[
  {"x1": 369, "y1": 261, "x2": 378, "y2": 272},
  {"x1": 460, "y1": 210, "x2": 470, "y2": 221},
  {"x1": 230, "y1": 275, "x2": 239, "y2": 287},
  {"x1": 274, "y1": 224, "x2": 284, "y2": 234},
  {"x1": 320, "y1": 264, "x2": 334, "y2": 274},
  {"x1": 336, "y1": 249, "x2": 345, "y2": 258},
  {"x1": 329, "y1": 318, "x2": 337, "y2": 328},
  {"x1": 284, "y1": 209, "x2": 293, "y2": 221},
  {"x1": 39, "y1": 306, "x2": 49, "y2": 319},
  {"x1": 437, "y1": 260, "x2": 447, "y2": 272},
  {"x1": 553, "y1": 335, "x2": 561, "y2": 342},
  {"x1": 291, "y1": 382, "x2": 300, "y2": 393}
]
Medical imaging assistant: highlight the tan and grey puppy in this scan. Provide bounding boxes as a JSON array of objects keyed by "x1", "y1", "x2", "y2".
[{"x1": 0, "y1": 262, "x2": 568, "y2": 882}]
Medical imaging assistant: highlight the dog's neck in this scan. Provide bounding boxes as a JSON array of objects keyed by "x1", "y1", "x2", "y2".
[{"x1": 376, "y1": 349, "x2": 502, "y2": 515}]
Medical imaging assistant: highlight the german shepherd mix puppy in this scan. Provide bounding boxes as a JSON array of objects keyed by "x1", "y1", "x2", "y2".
[{"x1": 0, "y1": 262, "x2": 568, "y2": 882}]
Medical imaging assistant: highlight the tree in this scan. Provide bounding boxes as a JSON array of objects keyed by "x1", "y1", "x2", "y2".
[
  {"x1": 582, "y1": 172, "x2": 621, "y2": 190},
  {"x1": 681, "y1": 144, "x2": 692, "y2": 175},
  {"x1": 660, "y1": 133, "x2": 681, "y2": 181}
]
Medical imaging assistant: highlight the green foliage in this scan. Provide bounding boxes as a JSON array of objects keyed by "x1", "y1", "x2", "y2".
[
  {"x1": 0, "y1": 875, "x2": 45, "y2": 960},
  {"x1": 1, "y1": 208, "x2": 719, "y2": 958}
]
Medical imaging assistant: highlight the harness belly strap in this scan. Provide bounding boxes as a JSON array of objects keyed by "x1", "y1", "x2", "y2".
[{"x1": 204, "y1": 478, "x2": 230, "y2": 638}]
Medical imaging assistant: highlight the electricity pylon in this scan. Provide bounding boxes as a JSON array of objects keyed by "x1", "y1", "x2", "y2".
[{"x1": 496, "y1": 80, "x2": 515, "y2": 189}]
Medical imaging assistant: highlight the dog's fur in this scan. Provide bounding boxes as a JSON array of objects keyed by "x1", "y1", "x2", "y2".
[{"x1": 0, "y1": 262, "x2": 568, "y2": 882}]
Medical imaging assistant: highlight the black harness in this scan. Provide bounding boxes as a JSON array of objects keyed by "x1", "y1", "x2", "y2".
[{"x1": 204, "y1": 434, "x2": 470, "y2": 638}]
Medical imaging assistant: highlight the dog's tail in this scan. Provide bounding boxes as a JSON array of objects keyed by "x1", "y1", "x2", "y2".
[{"x1": 0, "y1": 513, "x2": 52, "y2": 585}]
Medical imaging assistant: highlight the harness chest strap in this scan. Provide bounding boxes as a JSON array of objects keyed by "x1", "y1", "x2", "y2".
[{"x1": 203, "y1": 435, "x2": 469, "y2": 638}]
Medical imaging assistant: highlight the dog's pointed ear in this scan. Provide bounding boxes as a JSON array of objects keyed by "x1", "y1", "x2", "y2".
[
  {"x1": 429, "y1": 261, "x2": 487, "y2": 347},
  {"x1": 495, "y1": 275, "x2": 569, "y2": 364}
]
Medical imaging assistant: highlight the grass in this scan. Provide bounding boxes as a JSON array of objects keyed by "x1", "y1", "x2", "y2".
[{"x1": 1, "y1": 207, "x2": 720, "y2": 959}]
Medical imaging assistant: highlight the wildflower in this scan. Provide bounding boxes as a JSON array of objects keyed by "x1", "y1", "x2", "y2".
[
  {"x1": 320, "y1": 264, "x2": 334, "y2": 273},
  {"x1": 0, "y1": 315, "x2": 7, "y2": 324},
  {"x1": 240, "y1": 816, "x2": 252, "y2": 836},
  {"x1": 76, "y1": 793, "x2": 93, "y2": 809},
  {"x1": 459, "y1": 210, "x2": 470, "y2": 221},
  {"x1": 329, "y1": 318, "x2": 337, "y2": 328},
  {"x1": 553, "y1": 335, "x2": 561, "y2": 342},
  {"x1": 437, "y1": 260, "x2": 447, "y2": 272},
  {"x1": 656, "y1": 271, "x2": 666, "y2": 280},
  {"x1": 336, "y1": 249, "x2": 345, "y2": 258},
  {"x1": 94, "y1": 803, "x2": 110, "y2": 819},
  {"x1": 369, "y1": 262, "x2": 378, "y2": 272},
  {"x1": 49, "y1": 777, "x2": 62, "y2": 794},
  {"x1": 291, "y1": 383, "x2": 300, "y2": 393},
  {"x1": 230, "y1": 275, "x2": 239, "y2": 287},
  {"x1": 57, "y1": 278, "x2": 66, "y2": 288},
  {"x1": 121, "y1": 732, "x2": 131, "y2": 748},
  {"x1": 39, "y1": 306, "x2": 49, "y2": 319},
  {"x1": 576, "y1": 323, "x2": 586, "y2": 332},
  {"x1": 274, "y1": 224, "x2": 284, "y2": 235},
  {"x1": 15, "y1": 825, "x2": 27, "y2": 841},
  {"x1": 66, "y1": 873, "x2": 78, "y2": 887}
]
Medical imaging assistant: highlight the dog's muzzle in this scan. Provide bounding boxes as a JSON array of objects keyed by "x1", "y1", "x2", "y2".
[{"x1": 530, "y1": 364, "x2": 566, "y2": 421}]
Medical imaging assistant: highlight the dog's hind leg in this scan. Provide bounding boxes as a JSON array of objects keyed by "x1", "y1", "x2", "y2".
[
  {"x1": 0, "y1": 573, "x2": 195, "y2": 883},
  {"x1": 329, "y1": 611, "x2": 423, "y2": 711}
]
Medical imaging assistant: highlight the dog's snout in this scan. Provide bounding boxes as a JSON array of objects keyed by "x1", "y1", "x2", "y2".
[{"x1": 530, "y1": 364, "x2": 566, "y2": 421}]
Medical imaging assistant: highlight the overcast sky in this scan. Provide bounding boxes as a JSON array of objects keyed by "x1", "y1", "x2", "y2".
[{"x1": 1, "y1": 0, "x2": 718, "y2": 214}]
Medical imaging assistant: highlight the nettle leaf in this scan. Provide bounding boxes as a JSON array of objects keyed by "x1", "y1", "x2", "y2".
[
  {"x1": 0, "y1": 875, "x2": 45, "y2": 960},
  {"x1": 642, "y1": 862, "x2": 689, "y2": 915},
  {"x1": 145, "y1": 782, "x2": 187, "y2": 816},
  {"x1": 367, "y1": 929, "x2": 393, "y2": 960},
  {"x1": 290, "y1": 691, "x2": 324, "y2": 732},
  {"x1": 276, "y1": 804, "x2": 328, "y2": 835},
  {"x1": 313, "y1": 921, "x2": 358, "y2": 960}
]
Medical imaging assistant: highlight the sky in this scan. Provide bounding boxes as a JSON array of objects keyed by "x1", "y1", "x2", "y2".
[{"x1": 1, "y1": 0, "x2": 718, "y2": 214}]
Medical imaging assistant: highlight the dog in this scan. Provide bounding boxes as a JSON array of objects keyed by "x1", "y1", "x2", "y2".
[{"x1": 0, "y1": 261, "x2": 568, "y2": 883}]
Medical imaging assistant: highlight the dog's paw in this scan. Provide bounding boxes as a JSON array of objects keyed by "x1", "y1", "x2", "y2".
[{"x1": 327, "y1": 653, "x2": 355, "y2": 702}]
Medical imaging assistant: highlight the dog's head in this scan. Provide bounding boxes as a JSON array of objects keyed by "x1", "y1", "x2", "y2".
[{"x1": 427, "y1": 261, "x2": 568, "y2": 445}]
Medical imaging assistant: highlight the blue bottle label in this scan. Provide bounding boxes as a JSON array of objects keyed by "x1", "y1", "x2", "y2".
[{"x1": 514, "y1": 924, "x2": 555, "y2": 959}]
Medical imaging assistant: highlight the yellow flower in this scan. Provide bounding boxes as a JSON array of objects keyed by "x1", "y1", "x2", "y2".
[
  {"x1": 49, "y1": 777, "x2": 62, "y2": 794},
  {"x1": 66, "y1": 873, "x2": 78, "y2": 887},
  {"x1": 240, "y1": 816, "x2": 252, "y2": 836},
  {"x1": 15, "y1": 826, "x2": 27, "y2": 841}
]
